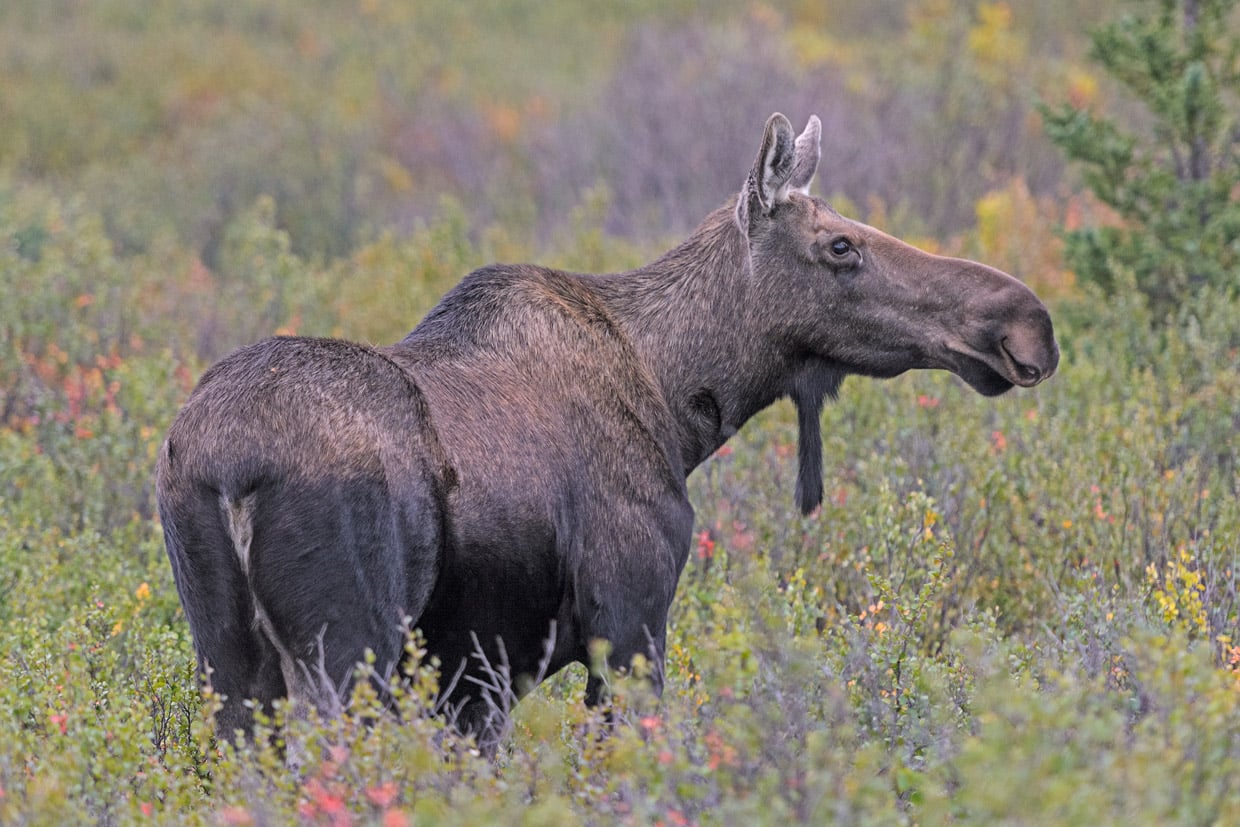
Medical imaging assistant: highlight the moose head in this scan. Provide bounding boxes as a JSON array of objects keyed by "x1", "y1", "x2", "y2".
[{"x1": 726, "y1": 114, "x2": 1058, "y2": 511}]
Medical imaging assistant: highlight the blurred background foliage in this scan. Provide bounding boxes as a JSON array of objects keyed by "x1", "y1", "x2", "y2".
[
  {"x1": 2, "y1": 0, "x2": 1240, "y2": 823},
  {"x1": 0, "y1": 0, "x2": 1109, "y2": 269}
]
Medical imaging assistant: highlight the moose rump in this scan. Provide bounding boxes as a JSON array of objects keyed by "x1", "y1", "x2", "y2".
[{"x1": 156, "y1": 337, "x2": 449, "y2": 738}]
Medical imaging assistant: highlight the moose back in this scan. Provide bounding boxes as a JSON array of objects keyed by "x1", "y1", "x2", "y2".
[{"x1": 157, "y1": 113, "x2": 1058, "y2": 749}]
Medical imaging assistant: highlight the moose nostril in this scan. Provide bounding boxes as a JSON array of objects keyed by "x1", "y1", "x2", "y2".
[
  {"x1": 1017, "y1": 363, "x2": 1041, "y2": 383},
  {"x1": 1000, "y1": 337, "x2": 1043, "y2": 384}
]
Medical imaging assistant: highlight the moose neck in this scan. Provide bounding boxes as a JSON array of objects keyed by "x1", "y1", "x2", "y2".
[{"x1": 584, "y1": 203, "x2": 798, "y2": 474}]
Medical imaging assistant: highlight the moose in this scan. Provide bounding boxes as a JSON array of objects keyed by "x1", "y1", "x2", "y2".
[{"x1": 157, "y1": 113, "x2": 1058, "y2": 752}]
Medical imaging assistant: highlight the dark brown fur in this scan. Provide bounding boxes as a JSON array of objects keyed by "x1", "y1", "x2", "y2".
[{"x1": 157, "y1": 114, "x2": 1058, "y2": 751}]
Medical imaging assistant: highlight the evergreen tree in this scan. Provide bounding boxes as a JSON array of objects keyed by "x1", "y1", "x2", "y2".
[{"x1": 1042, "y1": 0, "x2": 1240, "y2": 317}]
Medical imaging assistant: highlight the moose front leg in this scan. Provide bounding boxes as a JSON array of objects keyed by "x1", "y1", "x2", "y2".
[
  {"x1": 582, "y1": 621, "x2": 668, "y2": 710},
  {"x1": 576, "y1": 493, "x2": 693, "y2": 712}
]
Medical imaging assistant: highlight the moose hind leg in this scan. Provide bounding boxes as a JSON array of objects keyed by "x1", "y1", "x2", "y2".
[
  {"x1": 244, "y1": 477, "x2": 425, "y2": 723},
  {"x1": 160, "y1": 491, "x2": 285, "y2": 742}
]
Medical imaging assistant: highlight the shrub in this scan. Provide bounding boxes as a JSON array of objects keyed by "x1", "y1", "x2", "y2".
[{"x1": 1042, "y1": 0, "x2": 1240, "y2": 317}]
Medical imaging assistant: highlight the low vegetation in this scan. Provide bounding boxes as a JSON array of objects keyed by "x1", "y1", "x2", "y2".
[
  {"x1": 2, "y1": 175, "x2": 1239, "y2": 825},
  {"x1": 1, "y1": 0, "x2": 1238, "y2": 823}
]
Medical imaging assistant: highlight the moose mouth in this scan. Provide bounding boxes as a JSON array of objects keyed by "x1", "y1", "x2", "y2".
[
  {"x1": 946, "y1": 338, "x2": 1051, "y2": 397},
  {"x1": 954, "y1": 356, "x2": 1016, "y2": 397}
]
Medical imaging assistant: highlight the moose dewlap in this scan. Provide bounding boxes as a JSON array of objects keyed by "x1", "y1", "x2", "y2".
[{"x1": 157, "y1": 113, "x2": 1058, "y2": 751}]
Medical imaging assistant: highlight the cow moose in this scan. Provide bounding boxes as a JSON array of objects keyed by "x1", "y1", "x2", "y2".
[{"x1": 157, "y1": 113, "x2": 1058, "y2": 753}]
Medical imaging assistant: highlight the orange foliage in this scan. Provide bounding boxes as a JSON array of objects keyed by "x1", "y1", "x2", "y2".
[
  {"x1": 1066, "y1": 67, "x2": 1101, "y2": 109},
  {"x1": 296, "y1": 28, "x2": 324, "y2": 60},
  {"x1": 10, "y1": 346, "x2": 127, "y2": 437},
  {"x1": 484, "y1": 103, "x2": 522, "y2": 145},
  {"x1": 973, "y1": 178, "x2": 1076, "y2": 297}
]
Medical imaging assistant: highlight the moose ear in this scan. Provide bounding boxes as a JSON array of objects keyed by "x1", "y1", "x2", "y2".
[
  {"x1": 788, "y1": 115, "x2": 821, "y2": 195},
  {"x1": 736, "y1": 113, "x2": 797, "y2": 231}
]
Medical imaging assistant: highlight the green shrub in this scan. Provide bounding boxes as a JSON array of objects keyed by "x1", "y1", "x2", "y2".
[{"x1": 1042, "y1": 0, "x2": 1240, "y2": 317}]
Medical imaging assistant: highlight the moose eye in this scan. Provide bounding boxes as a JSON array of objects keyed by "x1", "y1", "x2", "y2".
[{"x1": 815, "y1": 234, "x2": 861, "y2": 268}]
